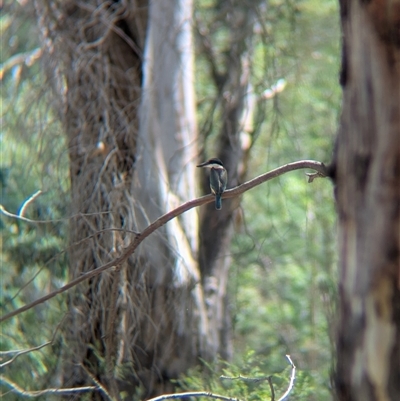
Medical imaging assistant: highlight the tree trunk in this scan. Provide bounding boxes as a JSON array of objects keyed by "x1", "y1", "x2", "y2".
[
  {"x1": 129, "y1": 0, "x2": 210, "y2": 396},
  {"x1": 333, "y1": 1, "x2": 400, "y2": 400},
  {"x1": 35, "y1": 0, "x2": 236, "y2": 398},
  {"x1": 197, "y1": 0, "x2": 262, "y2": 361}
]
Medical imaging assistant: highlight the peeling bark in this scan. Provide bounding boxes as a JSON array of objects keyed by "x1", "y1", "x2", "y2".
[
  {"x1": 35, "y1": 0, "x2": 240, "y2": 398},
  {"x1": 333, "y1": 1, "x2": 400, "y2": 400}
]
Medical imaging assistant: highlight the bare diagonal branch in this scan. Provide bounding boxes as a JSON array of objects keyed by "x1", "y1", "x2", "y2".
[{"x1": 0, "y1": 160, "x2": 327, "y2": 323}]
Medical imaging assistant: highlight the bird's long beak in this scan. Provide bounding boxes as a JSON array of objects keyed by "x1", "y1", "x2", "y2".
[{"x1": 196, "y1": 161, "x2": 210, "y2": 168}]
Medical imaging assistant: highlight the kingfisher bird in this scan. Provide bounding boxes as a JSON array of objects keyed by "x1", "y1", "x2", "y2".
[{"x1": 197, "y1": 158, "x2": 227, "y2": 210}]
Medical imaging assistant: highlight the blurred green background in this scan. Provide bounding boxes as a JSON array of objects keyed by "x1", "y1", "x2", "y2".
[{"x1": 1, "y1": 0, "x2": 340, "y2": 399}]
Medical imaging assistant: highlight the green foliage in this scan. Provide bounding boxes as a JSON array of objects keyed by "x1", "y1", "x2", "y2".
[
  {"x1": 1, "y1": 2, "x2": 69, "y2": 398},
  {"x1": 177, "y1": 351, "x2": 328, "y2": 401},
  {"x1": 193, "y1": 0, "x2": 339, "y2": 399}
]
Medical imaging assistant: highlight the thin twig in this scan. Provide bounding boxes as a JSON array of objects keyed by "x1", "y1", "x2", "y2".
[
  {"x1": 0, "y1": 376, "x2": 98, "y2": 398},
  {"x1": 0, "y1": 160, "x2": 327, "y2": 323},
  {"x1": 0, "y1": 314, "x2": 66, "y2": 368},
  {"x1": 81, "y1": 364, "x2": 113, "y2": 401},
  {"x1": 105, "y1": 267, "x2": 122, "y2": 401},
  {"x1": 146, "y1": 355, "x2": 296, "y2": 401},
  {"x1": 0, "y1": 206, "x2": 138, "y2": 232},
  {"x1": 220, "y1": 374, "x2": 270, "y2": 383},
  {"x1": 277, "y1": 355, "x2": 296, "y2": 401},
  {"x1": 267, "y1": 376, "x2": 275, "y2": 401},
  {"x1": 146, "y1": 391, "x2": 243, "y2": 401},
  {"x1": 0, "y1": 342, "x2": 51, "y2": 369},
  {"x1": 0, "y1": 48, "x2": 42, "y2": 79},
  {"x1": 306, "y1": 171, "x2": 326, "y2": 183},
  {"x1": 18, "y1": 190, "x2": 43, "y2": 217}
]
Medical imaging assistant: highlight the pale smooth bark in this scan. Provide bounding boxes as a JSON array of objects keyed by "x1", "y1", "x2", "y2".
[
  {"x1": 35, "y1": 0, "x2": 232, "y2": 398},
  {"x1": 129, "y1": 0, "x2": 211, "y2": 395}
]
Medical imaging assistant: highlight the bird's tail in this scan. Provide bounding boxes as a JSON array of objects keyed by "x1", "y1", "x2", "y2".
[{"x1": 215, "y1": 195, "x2": 222, "y2": 210}]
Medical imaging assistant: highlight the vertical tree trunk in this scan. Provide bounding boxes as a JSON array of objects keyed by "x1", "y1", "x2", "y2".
[
  {"x1": 197, "y1": 0, "x2": 261, "y2": 361},
  {"x1": 35, "y1": 1, "x2": 148, "y2": 397},
  {"x1": 35, "y1": 0, "x2": 236, "y2": 398},
  {"x1": 333, "y1": 1, "x2": 400, "y2": 400},
  {"x1": 129, "y1": 0, "x2": 210, "y2": 396}
]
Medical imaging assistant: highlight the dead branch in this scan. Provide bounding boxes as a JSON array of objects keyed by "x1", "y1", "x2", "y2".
[
  {"x1": 146, "y1": 355, "x2": 296, "y2": 401},
  {"x1": 0, "y1": 160, "x2": 327, "y2": 323},
  {"x1": 18, "y1": 190, "x2": 43, "y2": 217},
  {"x1": 0, "y1": 376, "x2": 98, "y2": 398},
  {"x1": 0, "y1": 314, "x2": 66, "y2": 369},
  {"x1": 277, "y1": 355, "x2": 296, "y2": 401},
  {"x1": 146, "y1": 391, "x2": 243, "y2": 401}
]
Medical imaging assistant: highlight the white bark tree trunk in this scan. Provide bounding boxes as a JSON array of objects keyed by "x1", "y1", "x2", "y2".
[
  {"x1": 35, "y1": 0, "x2": 232, "y2": 398},
  {"x1": 129, "y1": 0, "x2": 212, "y2": 395}
]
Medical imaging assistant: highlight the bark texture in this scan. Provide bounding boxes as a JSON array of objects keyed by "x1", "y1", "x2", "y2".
[
  {"x1": 196, "y1": 0, "x2": 263, "y2": 361},
  {"x1": 35, "y1": 1, "x2": 148, "y2": 398},
  {"x1": 334, "y1": 1, "x2": 400, "y2": 400},
  {"x1": 34, "y1": 0, "x2": 243, "y2": 398}
]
